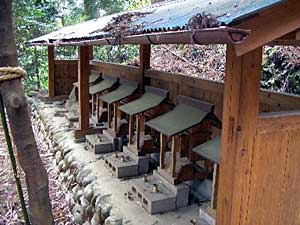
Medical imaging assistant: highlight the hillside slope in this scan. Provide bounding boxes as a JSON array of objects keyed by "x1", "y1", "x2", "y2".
[{"x1": 150, "y1": 45, "x2": 300, "y2": 95}]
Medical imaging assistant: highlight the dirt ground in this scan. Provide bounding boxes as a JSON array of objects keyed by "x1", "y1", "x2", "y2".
[{"x1": 0, "y1": 118, "x2": 74, "y2": 225}]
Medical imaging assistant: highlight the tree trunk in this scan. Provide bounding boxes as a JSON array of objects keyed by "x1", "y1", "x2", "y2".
[{"x1": 0, "y1": 0, "x2": 54, "y2": 224}]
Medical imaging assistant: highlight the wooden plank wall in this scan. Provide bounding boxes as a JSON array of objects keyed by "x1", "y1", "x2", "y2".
[
  {"x1": 54, "y1": 60, "x2": 78, "y2": 96},
  {"x1": 90, "y1": 60, "x2": 300, "y2": 118},
  {"x1": 244, "y1": 111, "x2": 300, "y2": 225},
  {"x1": 90, "y1": 60, "x2": 139, "y2": 81}
]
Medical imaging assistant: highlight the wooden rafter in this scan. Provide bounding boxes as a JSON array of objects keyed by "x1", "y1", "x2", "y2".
[
  {"x1": 234, "y1": 0, "x2": 300, "y2": 56},
  {"x1": 269, "y1": 29, "x2": 300, "y2": 46}
]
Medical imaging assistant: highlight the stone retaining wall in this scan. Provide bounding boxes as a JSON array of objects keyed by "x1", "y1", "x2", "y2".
[{"x1": 30, "y1": 99, "x2": 123, "y2": 225}]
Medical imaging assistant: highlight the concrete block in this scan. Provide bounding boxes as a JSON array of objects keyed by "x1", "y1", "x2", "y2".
[
  {"x1": 129, "y1": 171, "x2": 190, "y2": 214},
  {"x1": 104, "y1": 147, "x2": 149, "y2": 178},
  {"x1": 130, "y1": 175, "x2": 176, "y2": 214},
  {"x1": 124, "y1": 146, "x2": 149, "y2": 174},
  {"x1": 66, "y1": 111, "x2": 78, "y2": 122},
  {"x1": 74, "y1": 137, "x2": 86, "y2": 143},
  {"x1": 153, "y1": 170, "x2": 189, "y2": 209},
  {"x1": 199, "y1": 207, "x2": 216, "y2": 225},
  {"x1": 103, "y1": 129, "x2": 116, "y2": 140},
  {"x1": 90, "y1": 115, "x2": 105, "y2": 127},
  {"x1": 86, "y1": 134, "x2": 113, "y2": 154}
]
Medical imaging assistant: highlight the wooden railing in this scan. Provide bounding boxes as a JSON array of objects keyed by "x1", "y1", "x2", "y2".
[{"x1": 89, "y1": 60, "x2": 300, "y2": 118}]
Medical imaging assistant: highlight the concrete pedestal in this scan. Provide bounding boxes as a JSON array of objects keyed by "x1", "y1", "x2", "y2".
[
  {"x1": 90, "y1": 114, "x2": 106, "y2": 127},
  {"x1": 85, "y1": 129, "x2": 120, "y2": 154},
  {"x1": 66, "y1": 111, "x2": 78, "y2": 122},
  {"x1": 130, "y1": 170, "x2": 189, "y2": 214},
  {"x1": 198, "y1": 206, "x2": 216, "y2": 225},
  {"x1": 104, "y1": 146, "x2": 149, "y2": 178}
]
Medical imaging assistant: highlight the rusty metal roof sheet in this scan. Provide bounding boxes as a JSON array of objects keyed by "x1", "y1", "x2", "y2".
[
  {"x1": 28, "y1": 0, "x2": 285, "y2": 45},
  {"x1": 134, "y1": 0, "x2": 285, "y2": 32}
]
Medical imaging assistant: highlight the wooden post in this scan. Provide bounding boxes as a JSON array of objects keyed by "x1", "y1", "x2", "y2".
[
  {"x1": 113, "y1": 103, "x2": 118, "y2": 132},
  {"x1": 139, "y1": 44, "x2": 151, "y2": 88},
  {"x1": 211, "y1": 163, "x2": 219, "y2": 210},
  {"x1": 160, "y1": 133, "x2": 166, "y2": 169},
  {"x1": 96, "y1": 94, "x2": 101, "y2": 122},
  {"x1": 171, "y1": 135, "x2": 178, "y2": 177},
  {"x1": 75, "y1": 46, "x2": 93, "y2": 138},
  {"x1": 216, "y1": 46, "x2": 262, "y2": 225},
  {"x1": 91, "y1": 94, "x2": 95, "y2": 116},
  {"x1": 138, "y1": 114, "x2": 145, "y2": 151},
  {"x1": 128, "y1": 115, "x2": 133, "y2": 144},
  {"x1": 108, "y1": 104, "x2": 112, "y2": 128},
  {"x1": 136, "y1": 115, "x2": 140, "y2": 150},
  {"x1": 48, "y1": 46, "x2": 55, "y2": 98},
  {"x1": 96, "y1": 94, "x2": 103, "y2": 122}
]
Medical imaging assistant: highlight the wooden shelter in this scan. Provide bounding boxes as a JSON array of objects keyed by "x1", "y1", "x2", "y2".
[{"x1": 28, "y1": 0, "x2": 300, "y2": 224}]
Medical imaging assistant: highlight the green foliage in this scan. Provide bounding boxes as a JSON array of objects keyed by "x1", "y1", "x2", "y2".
[
  {"x1": 55, "y1": 46, "x2": 78, "y2": 60},
  {"x1": 83, "y1": 0, "x2": 126, "y2": 19},
  {"x1": 13, "y1": 0, "x2": 147, "y2": 93},
  {"x1": 14, "y1": 0, "x2": 59, "y2": 92},
  {"x1": 262, "y1": 47, "x2": 300, "y2": 95},
  {"x1": 125, "y1": 0, "x2": 152, "y2": 10},
  {"x1": 94, "y1": 45, "x2": 139, "y2": 64}
]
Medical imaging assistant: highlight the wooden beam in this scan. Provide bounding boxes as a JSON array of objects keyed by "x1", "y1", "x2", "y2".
[
  {"x1": 269, "y1": 29, "x2": 300, "y2": 46},
  {"x1": 48, "y1": 46, "x2": 55, "y2": 97},
  {"x1": 234, "y1": 0, "x2": 300, "y2": 56},
  {"x1": 139, "y1": 44, "x2": 151, "y2": 87},
  {"x1": 77, "y1": 46, "x2": 93, "y2": 132},
  {"x1": 257, "y1": 110, "x2": 300, "y2": 134},
  {"x1": 217, "y1": 45, "x2": 262, "y2": 225},
  {"x1": 90, "y1": 60, "x2": 139, "y2": 82}
]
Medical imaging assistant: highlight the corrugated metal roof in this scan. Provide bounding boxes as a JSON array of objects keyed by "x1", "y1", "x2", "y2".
[
  {"x1": 135, "y1": 0, "x2": 285, "y2": 32},
  {"x1": 28, "y1": 0, "x2": 285, "y2": 45},
  {"x1": 29, "y1": 14, "x2": 117, "y2": 44}
]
